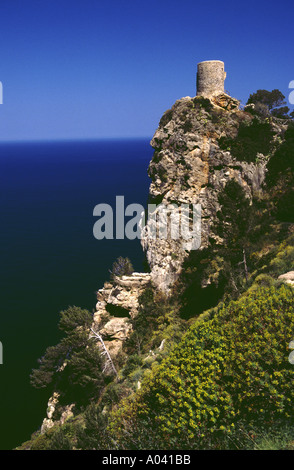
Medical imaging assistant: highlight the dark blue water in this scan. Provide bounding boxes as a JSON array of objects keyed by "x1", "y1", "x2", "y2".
[{"x1": 0, "y1": 138, "x2": 152, "y2": 449}]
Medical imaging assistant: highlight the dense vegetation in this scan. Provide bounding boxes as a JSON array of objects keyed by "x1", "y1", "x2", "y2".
[
  {"x1": 109, "y1": 284, "x2": 294, "y2": 449},
  {"x1": 246, "y1": 89, "x2": 292, "y2": 119},
  {"x1": 218, "y1": 118, "x2": 275, "y2": 163},
  {"x1": 30, "y1": 306, "x2": 106, "y2": 409},
  {"x1": 20, "y1": 90, "x2": 294, "y2": 450}
]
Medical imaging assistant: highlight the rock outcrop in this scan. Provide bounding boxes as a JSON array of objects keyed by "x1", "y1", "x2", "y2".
[
  {"x1": 40, "y1": 392, "x2": 75, "y2": 434},
  {"x1": 278, "y1": 271, "x2": 294, "y2": 287},
  {"x1": 92, "y1": 272, "x2": 151, "y2": 358},
  {"x1": 40, "y1": 272, "x2": 151, "y2": 433},
  {"x1": 140, "y1": 93, "x2": 278, "y2": 293}
]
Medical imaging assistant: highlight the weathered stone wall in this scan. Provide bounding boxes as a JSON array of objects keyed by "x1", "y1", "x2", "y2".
[{"x1": 197, "y1": 60, "x2": 226, "y2": 97}]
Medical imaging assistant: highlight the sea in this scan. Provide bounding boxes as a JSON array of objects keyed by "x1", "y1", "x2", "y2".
[{"x1": 0, "y1": 138, "x2": 153, "y2": 450}]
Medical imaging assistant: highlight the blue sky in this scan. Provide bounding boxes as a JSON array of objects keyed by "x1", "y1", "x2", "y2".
[{"x1": 0, "y1": 0, "x2": 293, "y2": 141}]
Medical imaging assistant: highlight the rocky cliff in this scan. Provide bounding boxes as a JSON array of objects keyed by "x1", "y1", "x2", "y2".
[
  {"x1": 141, "y1": 93, "x2": 284, "y2": 292},
  {"x1": 27, "y1": 78, "x2": 293, "y2": 446},
  {"x1": 86, "y1": 89, "x2": 287, "y2": 368},
  {"x1": 89, "y1": 91, "x2": 286, "y2": 361},
  {"x1": 92, "y1": 272, "x2": 151, "y2": 358},
  {"x1": 40, "y1": 272, "x2": 151, "y2": 433}
]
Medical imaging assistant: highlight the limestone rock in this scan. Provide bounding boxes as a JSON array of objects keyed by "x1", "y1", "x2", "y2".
[
  {"x1": 141, "y1": 94, "x2": 270, "y2": 293},
  {"x1": 278, "y1": 271, "x2": 294, "y2": 287},
  {"x1": 59, "y1": 404, "x2": 75, "y2": 425},
  {"x1": 211, "y1": 93, "x2": 240, "y2": 110},
  {"x1": 100, "y1": 317, "x2": 132, "y2": 340},
  {"x1": 40, "y1": 392, "x2": 60, "y2": 434},
  {"x1": 92, "y1": 272, "x2": 151, "y2": 360},
  {"x1": 40, "y1": 393, "x2": 75, "y2": 434}
]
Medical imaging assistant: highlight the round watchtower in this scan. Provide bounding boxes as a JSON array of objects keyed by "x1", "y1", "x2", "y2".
[{"x1": 196, "y1": 60, "x2": 226, "y2": 97}]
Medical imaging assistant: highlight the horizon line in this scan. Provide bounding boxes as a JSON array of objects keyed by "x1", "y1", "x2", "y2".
[{"x1": 0, "y1": 136, "x2": 153, "y2": 144}]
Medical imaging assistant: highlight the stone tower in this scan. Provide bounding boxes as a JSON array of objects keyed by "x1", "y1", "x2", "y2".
[{"x1": 196, "y1": 60, "x2": 226, "y2": 97}]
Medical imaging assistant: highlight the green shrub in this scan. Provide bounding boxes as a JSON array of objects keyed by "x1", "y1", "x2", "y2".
[
  {"x1": 252, "y1": 273, "x2": 275, "y2": 288},
  {"x1": 30, "y1": 431, "x2": 54, "y2": 451},
  {"x1": 269, "y1": 241, "x2": 294, "y2": 276},
  {"x1": 267, "y1": 125, "x2": 294, "y2": 187},
  {"x1": 193, "y1": 96, "x2": 213, "y2": 112},
  {"x1": 76, "y1": 403, "x2": 111, "y2": 450},
  {"x1": 182, "y1": 119, "x2": 193, "y2": 133},
  {"x1": 246, "y1": 89, "x2": 290, "y2": 118},
  {"x1": 30, "y1": 306, "x2": 105, "y2": 406},
  {"x1": 46, "y1": 423, "x2": 75, "y2": 450},
  {"x1": 109, "y1": 257, "x2": 134, "y2": 281},
  {"x1": 109, "y1": 285, "x2": 294, "y2": 449},
  {"x1": 218, "y1": 118, "x2": 274, "y2": 162},
  {"x1": 122, "y1": 354, "x2": 143, "y2": 378},
  {"x1": 159, "y1": 109, "x2": 173, "y2": 128},
  {"x1": 125, "y1": 288, "x2": 184, "y2": 355}
]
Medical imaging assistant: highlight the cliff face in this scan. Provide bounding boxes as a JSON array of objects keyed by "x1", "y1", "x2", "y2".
[
  {"x1": 40, "y1": 272, "x2": 151, "y2": 434},
  {"x1": 41, "y1": 92, "x2": 285, "y2": 435},
  {"x1": 92, "y1": 272, "x2": 151, "y2": 358},
  {"x1": 141, "y1": 93, "x2": 283, "y2": 292},
  {"x1": 25, "y1": 76, "x2": 294, "y2": 447},
  {"x1": 90, "y1": 92, "x2": 285, "y2": 346}
]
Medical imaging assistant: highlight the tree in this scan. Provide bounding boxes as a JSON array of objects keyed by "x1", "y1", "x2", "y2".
[
  {"x1": 89, "y1": 328, "x2": 118, "y2": 376},
  {"x1": 30, "y1": 342, "x2": 68, "y2": 389},
  {"x1": 266, "y1": 124, "x2": 294, "y2": 186},
  {"x1": 76, "y1": 402, "x2": 110, "y2": 450},
  {"x1": 266, "y1": 123, "x2": 294, "y2": 222},
  {"x1": 59, "y1": 305, "x2": 93, "y2": 335},
  {"x1": 247, "y1": 89, "x2": 290, "y2": 118},
  {"x1": 66, "y1": 342, "x2": 105, "y2": 403},
  {"x1": 109, "y1": 256, "x2": 134, "y2": 280},
  {"x1": 30, "y1": 306, "x2": 105, "y2": 404},
  {"x1": 218, "y1": 118, "x2": 274, "y2": 163},
  {"x1": 211, "y1": 180, "x2": 255, "y2": 294},
  {"x1": 271, "y1": 106, "x2": 291, "y2": 119}
]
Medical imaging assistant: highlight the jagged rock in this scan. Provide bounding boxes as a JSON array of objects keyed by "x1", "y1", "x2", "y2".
[
  {"x1": 100, "y1": 317, "x2": 132, "y2": 340},
  {"x1": 244, "y1": 103, "x2": 255, "y2": 113},
  {"x1": 158, "y1": 339, "x2": 166, "y2": 351},
  {"x1": 41, "y1": 418, "x2": 55, "y2": 434},
  {"x1": 278, "y1": 272, "x2": 294, "y2": 287},
  {"x1": 141, "y1": 94, "x2": 270, "y2": 293},
  {"x1": 211, "y1": 93, "x2": 240, "y2": 110},
  {"x1": 40, "y1": 392, "x2": 60, "y2": 434},
  {"x1": 92, "y1": 272, "x2": 151, "y2": 360},
  {"x1": 59, "y1": 404, "x2": 75, "y2": 425},
  {"x1": 40, "y1": 393, "x2": 75, "y2": 434},
  {"x1": 94, "y1": 272, "x2": 151, "y2": 322}
]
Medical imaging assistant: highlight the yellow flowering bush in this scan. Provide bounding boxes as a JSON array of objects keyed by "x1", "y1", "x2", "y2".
[{"x1": 109, "y1": 285, "x2": 294, "y2": 449}]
